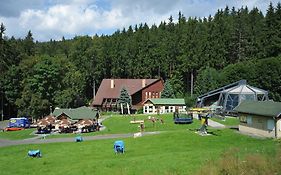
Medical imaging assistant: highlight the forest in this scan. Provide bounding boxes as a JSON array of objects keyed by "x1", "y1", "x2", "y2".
[{"x1": 0, "y1": 2, "x2": 281, "y2": 118}]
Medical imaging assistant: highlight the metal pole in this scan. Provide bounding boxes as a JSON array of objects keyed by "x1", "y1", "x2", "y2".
[
  {"x1": 191, "y1": 71, "x2": 194, "y2": 97},
  {"x1": 93, "y1": 78, "x2": 96, "y2": 100},
  {"x1": 1, "y1": 90, "x2": 4, "y2": 121}
]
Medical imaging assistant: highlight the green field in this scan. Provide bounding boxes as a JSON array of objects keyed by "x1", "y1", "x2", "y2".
[
  {"x1": 48, "y1": 114, "x2": 200, "y2": 139},
  {"x1": 0, "y1": 114, "x2": 280, "y2": 175}
]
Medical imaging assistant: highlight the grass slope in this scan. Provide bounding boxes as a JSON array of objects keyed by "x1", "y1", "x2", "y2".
[
  {"x1": 0, "y1": 114, "x2": 279, "y2": 175},
  {"x1": 211, "y1": 117, "x2": 240, "y2": 126},
  {"x1": 0, "y1": 128, "x2": 36, "y2": 140}
]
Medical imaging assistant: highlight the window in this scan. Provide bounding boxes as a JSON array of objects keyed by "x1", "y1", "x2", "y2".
[
  {"x1": 165, "y1": 106, "x2": 169, "y2": 113},
  {"x1": 267, "y1": 119, "x2": 275, "y2": 130},
  {"x1": 247, "y1": 116, "x2": 252, "y2": 125},
  {"x1": 144, "y1": 105, "x2": 149, "y2": 113},
  {"x1": 145, "y1": 92, "x2": 148, "y2": 99},
  {"x1": 149, "y1": 92, "x2": 151, "y2": 98}
]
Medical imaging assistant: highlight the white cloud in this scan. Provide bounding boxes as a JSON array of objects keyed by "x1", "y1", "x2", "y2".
[{"x1": 0, "y1": 0, "x2": 279, "y2": 41}]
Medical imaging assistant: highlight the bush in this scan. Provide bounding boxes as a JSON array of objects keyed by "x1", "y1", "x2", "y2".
[{"x1": 136, "y1": 107, "x2": 143, "y2": 114}]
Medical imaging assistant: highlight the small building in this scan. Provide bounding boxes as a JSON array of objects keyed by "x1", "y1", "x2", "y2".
[
  {"x1": 234, "y1": 101, "x2": 281, "y2": 138},
  {"x1": 197, "y1": 80, "x2": 268, "y2": 114},
  {"x1": 92, "y1": 79, "x2": 164, "y2": 111},
  {"x1": 53, "y1": 106, "x2": 99, "y2": 121},
  {"x1": 143, "y1": 98, "x2": 186, "y2": 114}
]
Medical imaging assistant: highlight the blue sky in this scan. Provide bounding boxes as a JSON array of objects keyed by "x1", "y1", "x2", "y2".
[{"x1": 0, "y1": 0, "x2": 279, "y2": 41}]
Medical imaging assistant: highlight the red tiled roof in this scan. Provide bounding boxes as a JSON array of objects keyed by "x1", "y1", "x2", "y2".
[{"x1": 92, "y1": 79, "x2": 160, "y2": 106}]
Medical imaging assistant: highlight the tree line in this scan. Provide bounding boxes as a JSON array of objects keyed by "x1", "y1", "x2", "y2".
[{"x1": 0, "y1": 2, "x2": 281, "y2": 118}]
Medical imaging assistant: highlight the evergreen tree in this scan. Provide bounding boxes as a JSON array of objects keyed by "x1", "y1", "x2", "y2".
[
  {"x1": 24, "y1": 30, "x2": 35, "y2": 56},
  {"x1": 264, "y1": 2, "x2": 280, "y2": 57},
  {"x1": 118, "y1": 87, "x2": 131, "y2": 108},
  {"x1": 161, "y1": 80, "x2": 175, "y2": 98},
  {"x1": 194, "y1": 67, "x2": 222, "y2": 96}
]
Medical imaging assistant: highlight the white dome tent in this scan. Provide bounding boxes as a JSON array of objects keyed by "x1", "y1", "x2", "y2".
[{"x1": 197, "y1": 80, "x2": 269, "y2": 114}]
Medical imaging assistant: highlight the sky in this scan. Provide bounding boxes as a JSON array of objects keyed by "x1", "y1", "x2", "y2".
[{"x1": 0, "y1": 0, "x2": 279, "y2": 41}]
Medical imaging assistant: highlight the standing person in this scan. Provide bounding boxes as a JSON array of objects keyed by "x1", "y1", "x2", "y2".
[
  {"x1": 151, "y1": 117, "x2": 156, "y2": 127},
  {"x1": 140, "y1": 122, "x2": 145, "y2": 132},
  {"x1": 160, "y1": 117, "x2": 164, "y2": 124}
]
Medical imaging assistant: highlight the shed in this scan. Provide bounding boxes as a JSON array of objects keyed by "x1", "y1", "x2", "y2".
[
  {"x1": 234, "y1": 101, "x2": 281, "y2": 138},
  {"x1": 143, "y1": 98, "x2": 186, "y2": 114}
]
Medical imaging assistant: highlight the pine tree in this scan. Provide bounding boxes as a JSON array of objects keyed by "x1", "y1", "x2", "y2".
[
  {"x1": 161, "y1": 80, "x2": 175, "y2": 98},
  {"x1": 118, "y1": 87, "x2": 131, "y2": 108},
  {"x1": 24, "y1": 30, "x2": 35, "y2": 56},
  {"x1": 264, "y1": 2, "x2": 279, "y2": 57}
]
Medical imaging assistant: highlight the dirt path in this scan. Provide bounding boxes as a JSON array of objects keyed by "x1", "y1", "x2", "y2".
[{"x1": 0, "y1": 131, "x2": 161, "y2": 148}]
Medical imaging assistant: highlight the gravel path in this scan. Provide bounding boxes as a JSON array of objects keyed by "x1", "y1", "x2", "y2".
[
  {"x1": 0, "y1": 131, "x2": 161, "y2": 148},
  {"x1": 192, "y1": 115, "x2": 225, "y2": 128},
  {"x1": 207, "y1": 119, "x2": 225, "y2": 128}
]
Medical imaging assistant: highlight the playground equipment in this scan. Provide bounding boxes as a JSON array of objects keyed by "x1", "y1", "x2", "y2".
[
  {"x1": 75, "y1": 136, "x2": 83, "y2": 142},
  {"x1": 114, "y1": 140, "x2": 125, "y2": 154},
  {"x1": 28, "y1": 150, "x2": 42, "y2": 158},
  {"x1": 173, "y1": 112, "x2": 193, "y2": 124}
]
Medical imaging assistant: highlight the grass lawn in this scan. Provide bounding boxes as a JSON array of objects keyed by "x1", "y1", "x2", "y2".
[
  {"x1": 0, "y1": 128, "x2": 36, "y2": 140},
  {"x1": 47, "y1": 114, "x2": 201, "y2": 138},
  {"x1": 211, "y1": 116, "x2": 240, "y2": 126},
  {"x1": 0, "y1": 114, "x2": 279, "y2": 175}
]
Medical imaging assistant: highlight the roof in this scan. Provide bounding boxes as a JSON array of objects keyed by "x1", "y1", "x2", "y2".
[
  {"x1": 223, "y1": 84, "x2": 267, "y2": 94},
  {"x1": 144, "y1": 98, "x2": 185, "y2": 105},
  {"x1": 234, "y1": 101, "x2": 281, "y2": 118},
  {"x1": 92, "y1": 79, "x2": 162, "y2": 106},
  {"x1": 53, "y1": 106, "x2": 99, "y2": 120}
]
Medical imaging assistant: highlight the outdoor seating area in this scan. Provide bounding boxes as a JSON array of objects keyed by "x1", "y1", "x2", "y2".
[{"x1": 35, "y1": 116, "x2": 101, "y2": 134}]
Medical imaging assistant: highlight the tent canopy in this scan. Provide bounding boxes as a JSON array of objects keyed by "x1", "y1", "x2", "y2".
[{"x1": 197, "y1": 80, "x2": 268, "y2": 113}]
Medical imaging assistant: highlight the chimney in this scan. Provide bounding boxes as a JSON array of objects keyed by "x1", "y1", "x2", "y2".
[
  {"x1": 142, "y1": 79, "x2": 146, "y2": 88},
  {"x1": 110, "y1": 79, "x2": 114, "y2": 89}
]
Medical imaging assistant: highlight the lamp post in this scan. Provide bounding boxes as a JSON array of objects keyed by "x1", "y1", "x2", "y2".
[
  {"x1": 1, "y1": 90, "x2": 3, "y2": 121},
  {"x1": 50, "y1": 105, "x2": 52, "y2": 115}
]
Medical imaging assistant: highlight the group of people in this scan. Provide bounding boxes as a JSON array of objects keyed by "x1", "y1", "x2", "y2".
[{"x1": 148, "y1": 116, "x2": 164, "y2": 125}]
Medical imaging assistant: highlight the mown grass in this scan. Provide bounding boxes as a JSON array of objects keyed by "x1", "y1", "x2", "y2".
[
  {"x1": 0, "y1": 128, "x2": 36, "y2": 140},
  {"x1": 0, "y1": 114, "x2": 280, "y2": 175},
  {"x1": 0, "y1": 128, "x2": 279, "y2": 175},
  {"x1": 48, "y1": 114, "x2": 201, "y2": 138}
]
